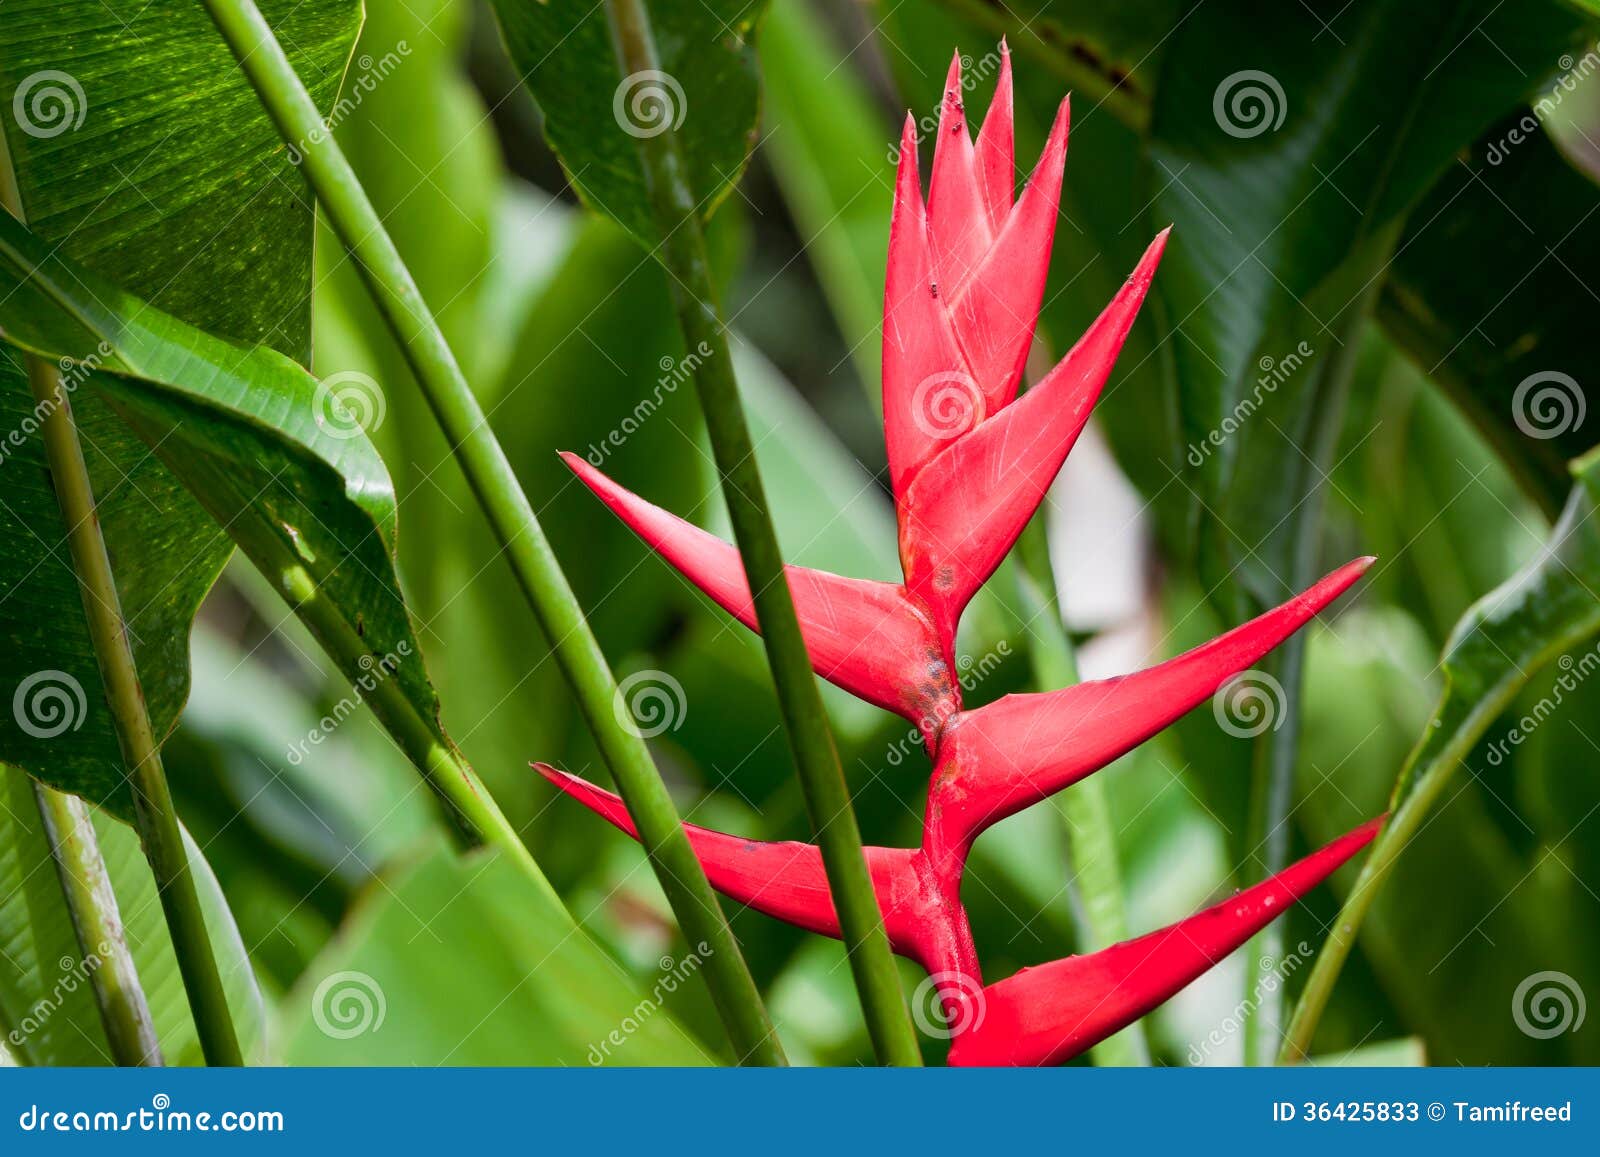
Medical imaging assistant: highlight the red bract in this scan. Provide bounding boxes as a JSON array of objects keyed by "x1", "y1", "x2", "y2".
[{"x1": 544, "y1": 44, "x2": 1378, "y2": 1065}]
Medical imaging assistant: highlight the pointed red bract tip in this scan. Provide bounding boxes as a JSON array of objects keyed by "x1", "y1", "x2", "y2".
[
  {"x1": 973, "y1": 42, "x2": 1014, "y2": 234},
  {"x1": 560, "y1": 452, "x2": 954, "y2": 729},
  {"x1": 946, "y1": 817, "x2": 1382, "y2": 1066},
  {"x1": 929, "y1": 49, "x2": 993, "y2": 299},
  {"x1": 945, "y1": 93, "x2": 1070, "y2": 415},
  {"x1": 533, "y1": 764, "x2": 937, "y2": 958},
  {"x1": 900, "y1": 232, "x2": 1166, "y2": 634},
  {"x1": 927, "y1": 553, "x2": 1369, "y2": 849}
]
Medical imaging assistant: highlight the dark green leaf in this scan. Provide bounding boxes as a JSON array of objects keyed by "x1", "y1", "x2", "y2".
[
  {"x1": 1146, "y1": 0, "x2": 1589, "y2": 610},
  {"x1": 0, "y1": 209, "x2": 448, "y2": 814},
  {"x1": 1380, "y1": 116, "x2": 1600, "y2": 516},
  {"x1": 0, "y1": 0, "x2": 361, "y2": 809},
  {"x1": 486, "y1": 0, "x2": 765, "y2": 250}
]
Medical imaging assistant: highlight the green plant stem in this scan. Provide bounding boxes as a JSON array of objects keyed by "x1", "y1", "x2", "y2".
[
  {"x1": 1278, "y1": 598, "x2": 1590, "y2": 1060},
  {"x1": 23, "y1": 356, "x2": 242, "y2": 1067},
  {"x1": 1014, "y1": 518, "x2": 1148, "y2": 1066},
  {"x1": 1239, "y1": 277, "x2": 1379, "y2": 1066},
  {"x1": 275, "y1": 566, "x2": 559, "y2": 907},
  {"x1": 31, "y1": 781, "x2": 163, "y2": 1066},
  {"x1": 1279, "y1": 751, "x2": 1446, "y2": 1062},
  {"x1": 601, "y1": 0, "x2": 921, "y2": 1067},
  {"x1": 2, "y1": 142, "x2": 238, "y2": 1066},
  {"x1": 200, "y1": 0, "x2": 784, "y2": 1066}
]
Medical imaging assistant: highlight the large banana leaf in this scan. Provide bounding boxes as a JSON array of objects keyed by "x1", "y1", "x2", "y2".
[
  {"x1": 0, "y1": 0, "x2": 361, "y2": 809},
  {"x1": 280, "y1": 840, "x2": 713, "y2": 1065},
  {"x1": 0, "y1": 766, "x2": 263, "y2": 1065},
  {"x1": 1145, "y1": 0, "x2": 1591, "y2": 612},
  {"x1": 1380, "y1": 117, "x2": 1600, "y2": 515},
  {"x1": 0, "y1": 209, "x2": 449, "y2": 815}
]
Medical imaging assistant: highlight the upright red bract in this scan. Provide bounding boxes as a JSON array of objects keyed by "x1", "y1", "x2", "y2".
[{"x1": 542, "y1": 44, "x2": 1378, "y2": 1065}]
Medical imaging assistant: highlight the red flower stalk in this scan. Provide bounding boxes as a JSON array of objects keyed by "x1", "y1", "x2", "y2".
[{"x1": 543, "y1": 44, "x2": 1378, "y2": 1065}]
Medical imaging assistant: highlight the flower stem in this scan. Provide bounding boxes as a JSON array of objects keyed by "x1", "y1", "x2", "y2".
[
  {"x1": 200, "y1": 0, "x2": 784, "y2": 1065},
  {"x1": 600, "y1": 0, "x2": 921, "y2": 1067},
  {"x1": 23, "y1": 356, "x2": 242, "y2": 1067},
  {"x1": 31, "y1": 781, "x2": 163, "y2": 1066}
]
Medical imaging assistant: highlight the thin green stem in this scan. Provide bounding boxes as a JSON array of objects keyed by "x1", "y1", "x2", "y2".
[
  {"x1": 601, "y1": 0, "x2": 921, "y2": 1067},
  {"x1": 24, "y1": 356, "x2": 243, "y2": 1067},
  {"x1": 1278, "y1": 751, "x2": 1451, "y2": 1062},
  {"x1": 31, "y1": 782, "x2": 163, "y2": 1066},
  {"x1": 1240, "y1": 309, "x2": 1363, "y2": 1067},
  {"x1": 200, "y1": 0, "x2": 784, "y2": 1065},
  {"x1": 1279, "y1": 620, "x2": 1574, "y2": 1060},
  {"x1": 275, "y1": 566, "x2": 561, "y2": 909},
  {"x1": 1014, "y1": 518, "x2": 1148, "y2": 1066},
  {"x1": 2, "y1": 141, "x2": 238, "y2": 1066}
]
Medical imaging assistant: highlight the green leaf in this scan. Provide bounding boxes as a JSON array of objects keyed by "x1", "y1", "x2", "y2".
[
  {"x1": 0, "y1": 0, "x2": 361, "y2": 809},
  {"x1": 485, "y1": 0, "x2": 766, "y2": 251},
  {"x1": 0, "y1": 765, "x2": 263, "y2": 1065},
  {"x1": 1379, "y1": 115, "x2": 1600, "y2": 516},
  {"x1": 925, "y1": 0, "x2": 1175, "y2": 129},
  {"x1": 1286, "y1": 449, "x2": 1600, "y2": 1060},
  {"x1": 280, "y1": 840, "x2": 713, "y2": 1065},
  {"x1": 1397, "y1": 451, "x2": 1600, "y2": 808},
  {"x1": 0, "y1": 208, "x2": 449, "y2": 815},
  {"x1": 1146, "y1": 0, "x2": 1589, "y2": 609}
]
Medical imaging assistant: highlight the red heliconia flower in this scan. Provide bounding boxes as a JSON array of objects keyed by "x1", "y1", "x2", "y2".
[{"x1": 543, "y1": 44, "x2": 1379, "y2": 1065}]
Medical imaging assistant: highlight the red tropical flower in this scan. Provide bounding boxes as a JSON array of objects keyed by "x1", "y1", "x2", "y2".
[{"x1": 543, "y1": 43, "x2": 1378, "y2": 1065}]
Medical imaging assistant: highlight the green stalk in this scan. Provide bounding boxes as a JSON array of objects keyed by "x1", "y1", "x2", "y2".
[
  {"x1": 31, "y1": 782, "x2": 163, "y2": 1066},
  {"x1": 23, "y1": 356, "x2": 242, "y2": 1067},
  {"x1": 1, "y1": 146, "x2": 240, "y2": 1067},
  {"x1": 1279, "y1": 605, "x2": 1595, "y2": 1059},
  {"x1": 1239, "y1": 311, "x2": 1362, "y2": 1067},
  {"x1": 601, "y1": 0, "x2": 920, "y2": 1067},
  {"x1": 276, "y1": 566, "x2": 561, "y2": 908},
  {"x1": 1278, "y1": 751, "x2": 1449, "y2": 1062},
  {"x1": 1014, "y1": 519, "x2": 1148, "y2": 1066},
  {"x1": 199, "y1": 0, "x2": 784, "y2": 1066}
]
